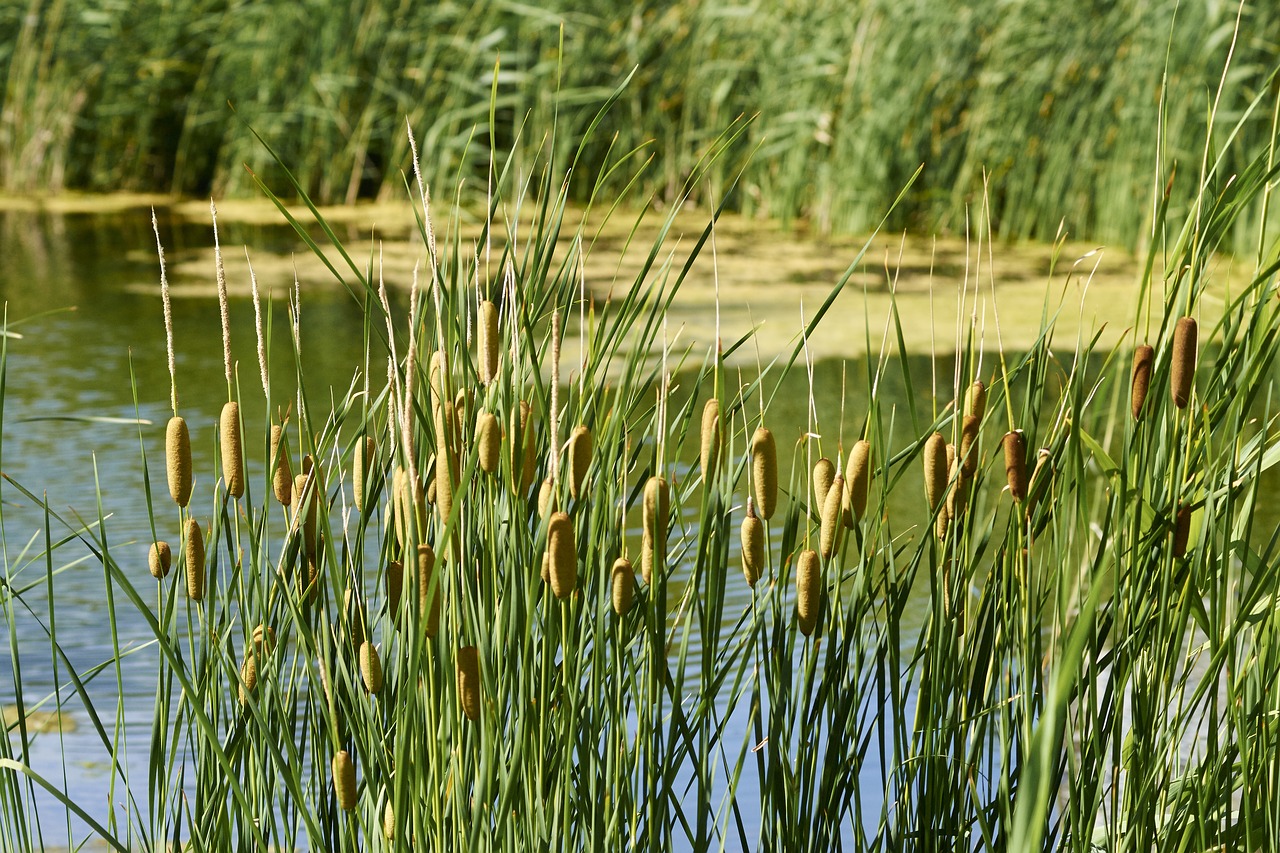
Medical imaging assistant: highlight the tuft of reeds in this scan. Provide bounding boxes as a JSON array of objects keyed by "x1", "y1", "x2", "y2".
[
  {"x1": 1131, "y1": 344, "x2": 1154, "y2": 419},
  {"x1": 220, "y1": 401, "x2": 244, "y2": 498},
  {"x1": 148, "y1": 541, "x2": 171, "y2": 579},
  {"x1": 1171, "y1": 316, "x2": 1198, "y2": 409},
  {"x1": 166, "y1": 416, "x2": 192, "y2": 507},
  {"x1": 751, "y1": 426, "x2": 778, "y2": 519}
]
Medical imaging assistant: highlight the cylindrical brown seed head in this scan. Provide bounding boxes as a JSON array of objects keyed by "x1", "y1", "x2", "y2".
[
  {"x1": 353, "y1": 435, "x2": 374, "y2": 512},
  {"x1": 700, "y1": 398, "x2": 721, "y2": 482},
  {"x1": 386, "y1": 559, "x2": 404, "y2": 623},
  {"x1": 964, "y1": 381, "x2": 987, "y2": 421},
  {"x1": 479, "y1": 300, "x2": 500, "y2": 385},
  {"x1": 417, "y1": 544, "x2": 439, "y2": 637},
  {"x1": 946, "y1": 452, "x2": 967, "y2": 524},
  {"x1": 512, "y1": 400, "x2": 537, "y2": 494},
  {"x1": 270, "y1": 423, "x2": 292, "y2": 506},
  {"x1": 428, "y1": 350, "x2": 448, "y2": 410},
  {"x1": 457, "y1": 645, "x2": 481, "y2": 722},
  {"x1": 1131, "y1": 344, "x2": 1154, "y2": 420},
  {"x1": 435, "y1": 405, "x2": 457, "y2": 522},
  {"x1": 924, "y1": 432, "x2": 947, "y2": 512},
  {"x1": 813, "y1": 457, "x2": 835, "y2": 512},
  {"x1": 185, "y1": 518, "x2": 204, "y2": 601},
  {"x1": 149, "y1": 541, "x2": 171, "y2": 579},
  {"x1": 251, "y1": 624, "x2": 277, "y2": 656},
  {"x1": 820, "y1": 475, "x2": 845, "y2": 559},
  {"x1": 296, "y1": 471, "x2": 319, "y2": 560},
  {"x1": 359, "y1": 641, "x2": 383, "y2": 694},
  {"x1": 795, "y1": 549, "x2": 821, "y2": 636},
  {"x1": 538, "y1": 477, "x2": 555, "y2": 519},
  {"x1": 1004, "y1": 431, "x2": 1028, "y2": 502},
  {"x1": 547, "y1": 511, "x2": 577, "y2": 600},
  {"x1": 641, "y1": 529, "x2": 656, "y2": 586},
  {"x1": 238, "y1": 651, "x2": 257, "y2": 706},
  {"x1": 1171, "y1": 316, "x2": 1197, "y2": 409},
  {"x1": 751, "y1": 427, "x2": 778, "y2": 520},
  {"x1": 741, "y1": 503, "x2": 764, "y2": 587},
  {"x1": 611, "y1": 557, "x2": 635, "y2": 614},
  {"x1": 845, "y1": 440, "x2": 871, "y2": 523},
  {"x1": 166, "y1": 416, "x2": 192, "y2": 507},
  {"x1": 643, "y1": 476, "x2": 670, "y2": 538},
  {"x1": 959, "y1": 415, "x2": 981, "y2": 478},
  {"x1": 477, "y1": 412, "x2": 501, "y2": 475},
  {"x1": 568, "y1": 425, "x2": 592, "y2": 499},
  {"x1": 220, "y1": 401, "x2": 244, "y2": 498},
  {"x1": 1173, "y1": 504, "x2": 1192, "y2": 558},
  {"x1": 333, "y1": 750, "x2": 357, "y2": 811}
]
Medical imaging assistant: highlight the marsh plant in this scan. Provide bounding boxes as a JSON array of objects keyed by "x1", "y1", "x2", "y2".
[{"x1": 4, "y1": 59, "x2": 1280, "y2": 853}]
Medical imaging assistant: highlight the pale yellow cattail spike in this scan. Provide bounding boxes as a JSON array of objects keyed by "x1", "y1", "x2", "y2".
[
  {"x1": 185, "y1": 518, "x2": 205, "y2": 601},
  {"x1": 457, "y1": 645, "x2": 481, "y2": 722},
  {"x1": 477, "y1": 412, "x2": 501, "y2": 475},
  {"x1": 538, "y1": 477, "x2": 555, "y2": 519},
  {"x1": 149, "y1": 541, "x2": 171, "y2": 579},
  {"x1": 812, "y1": 458, "x2": 835, "y2": 512},
  {"x1": 333, "y1": 750, "x2": 357, "y2": 811},
  {"x1": 220, "y1": 401, "x2": 244, "y2": 498},
  {"x1": 547, "y1": 511, "x2": 578, "y2": 600},
  {"x1": 845, "y1": 439, "x2": 871, "y2": 524},
  {"x1": 359, "y1": 641, "x2": 383, "y2": 694},
  {"x1": 353, "y1": 435, "x2": 375, "y2": 512},
  {"x1": 741, "y1": 502, "x2": 764, "y2": 587},
  {"x1": 751, "y1": 427, "x2": 778, "y2": 520},
  {"x1": 959, "y1": 415, "x2": 981, "y2": 479},
  {"x1": 641, "y1": 476, "x2": 669, "y2": 585},
  {"x1": 479, "y1": 300, "x2": 499, "y2": 385},
  {"x1": 700, "y1": 398, "x2": 721, "y2": 483},
  {"x1": 820, "y1": 475, "x2": 845, "y2": 559},
  {"x1": 964, "y1": 381, "x2": 987, "y2": 421},
  {"x1": 923, "y1": 432, "x2": 947, "y2": 513},
  {"x1": 795, "y1": 549, "x2": 820, "y2": 636},
  {"x1": 611, "y1": 557, "x2": 635, "y2": 614},
  {"x1": 568, "y1": 425, "x2": 592, "y2": 499},
  {"x1": 417, "y1": 544, "x2": 440, "y2": 637},
  {"x1": 270, "y1": 423, "x2": 292, "y2": 506},
  {"x1": 166, "y1": 416, "x2": 192, "y2": 507}
]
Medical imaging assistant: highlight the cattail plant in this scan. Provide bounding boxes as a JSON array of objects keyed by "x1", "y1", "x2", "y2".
[
  {"x1": 333, "y1": 750, "x2": 357, "y2": 811},
  {"x1": 1171, "y1": 316, "x2": 1197, "y2": 408},
  {"x1": 641, "y1": 475, "x2": 669, "y2": 585},
  {"x1": 964, "y1": 380, "x2": 987, "y2": 420},
  {"x1": 457, "y1": 645, "x2": 481, "y2": 722},
  {"x1": 185, "y1": 518, "x2": 204, "y2": 601},
  {"x1": 417, "y1": 544, "x2": 440, "y2": 637},
  {"x1": 611, "y1": 557, "x2": 635, "y2": 614},
  {"x1": 923, "y1": 432, "x2": 947, "y2": 513},
  {"x1": 148, "y1": 541, "x2": 171, "y2": 579},
  {"x1": 220, "y1": 401, "x2": 244, "y2": 498},
  {"x1": 820, "y1": 475, "x2": 845, "y2": 559},
  {"x1": 270, "y1": 423, "x2": 292, "y2": 506},
  {"x1": 795, "y1": 549, "x2": 820, "y2": 636},
  {"x1": 166, "y1": 416, "x2": 192, "y2": 508},
  {"x1": 1173, "y1": 504, "x2": 1192, "y2": 557},
  {"x1": 741, "y1": 501, "x2": 764, "y2": 587},
  {"x1": 1004, "y1": 430, "x2": 1027, "y2": 502},
  {"x1": 386, "y1": 559, "x2": 403, "y2": 623},
  {"x1": 477, "y1": 411, "x2": 500, "y2": 475},
  {"x1": 813, "y1": 457, "x2": 835, "y2": 511},
  {"x1": 353, "y1": 435, "x2": 375, "y2": 512},
  {"x1": 751, "y1": 426, "x2": 778, "y2": 519},
  {"x1": 845, "y1": 439, "x2": 871, "y2": 523},
  {"x1": 478, "y1": 299, "x2": 499, "y2": 385},
  {"x1": 568, "y1": 425, "x2": 592, "y2": 499},
  {"x1": 510, "y1": 400, "x2": 537, "y2": 494},
  {"x1": 700, "y1": 398, "x2": 721, "y2": 482},
  {"x1": 538, "y1": 477, "x2": 555, "y2": 520},
  {"x1": 1131, "y1": 344, "x2": 1154, "y2": 419},
  {"x1": 959, "y1": 414, "x2": 981, "y2": 478},
  {"x1": 547, "y1": 511, "x2": 578, "y2": 600},
  {"x1": 238, "y1": 650, "x2": 258, "y2": 707},
  {"x1": 359, "y1": 641, "x2": 383, "y2": 694}
]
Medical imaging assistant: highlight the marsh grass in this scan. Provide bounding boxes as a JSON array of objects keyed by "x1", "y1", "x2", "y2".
[{"x1": 3, "y1": 46, "x2": 1280, "y2": 853}]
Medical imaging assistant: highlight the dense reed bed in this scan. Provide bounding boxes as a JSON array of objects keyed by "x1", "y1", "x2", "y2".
[
  {"x1": 3, "y1": 0, "x2": 1280, "y2": 246},
  {"x1": 4, "y1": 39, "x2": 1280, "y2": 853}
]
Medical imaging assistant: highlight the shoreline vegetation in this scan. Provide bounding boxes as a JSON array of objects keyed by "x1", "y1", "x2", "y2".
[{"x1": 3, "y1": 1, "x2": 1279, "y2": 247}]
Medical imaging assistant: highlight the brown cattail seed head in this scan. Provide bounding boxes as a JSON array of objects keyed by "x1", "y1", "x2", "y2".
[
  {"x1": 512, "y1": 400, "x2": 537, "y2": 494},
  {"x1": 641, "y1": 530, "x2": 656, "y2": 586},
  {"x1": 795, "y1": 549, "x2": 821, "y2": 636},
  {"x1": 1026, "y1": 450, "x2": 1053, "y2": 518},
  {"x1": 417, "y1": 544, "x2": 439, "y2": 637},
  {"x1": 547, "y1": 511, "x2": 578, "y2": 600},
  {"x1": 959, "y1": 415, "x2": 981, "y2": 478},
  {"x1": 1173, "y1": 504, "x2": 1192, "y2": 558},
  {"x1": 359, "y1": 641, "x2": 383, "y2": 694},
  {"x1": 333, "y1": 750, "x2": 356, "y2": 811},
  {"x1": 220, "y1": 401, "x2": 244, "y2": 498},
  {"x1": 434, "y1": 403, "x2": 458, "y2": 521},
  {"x1": 1004, "y1": 431, "x2": 1028, "y2": 502},
  {"x1": 813, "y1": 457, "x2": 835, "y2": 512},
  {"x1": 741, "y1": 503, "x2": 764, "y2": 587},
  {"x1": 477, "y1": 412, "x2": 501, "y2": 475},
  {"x1": 538, "y1": 477, "x2": 555, "y2": 519},
  {"x1": 428, "y1": 350, "x2": 448, "y2": 409},
  {"x1": 568, "y1": 425, "x2": 592, "y2": 499},
  {"x1": 353, "y1": 435, "x2": 375, "y2": 512},
  {"x1": 751, "y1": 427, "x2": 778, "y2": 520},
  {"x1": 386, "y1": 559, "x2": 403, "y2": 623},
  {"x1": 964, "y1": 381, "x2": 987, "y2": 421},
  {"x1": 148, "y1": 541, "x2": 171, "y2": 579},
  {"x1": 820, "y1": 475, "x2": 845, "y2": 559},
  {"x1": 238, "y1": 651, "x2": 257, "y2": 706},
  {"x1": 166, "y1": 416, "x2": 192, "y2": 507},
  {"x1": 700, "y1": 398, "x2": 721, "y2": 482},
  {"x1": 270, "y1": 423, "x2": 292, "y2": 506},
  {"x1": 296, "y1": 471, "x2": 319, "y2": 560},
  {"x1": 845, "y1": 439, "x2": 871, "y2": 523},
  {"x1": 1131, "y1": 344, "x2": 1154, "y2": 420},
  {"x1": 923, "y1": 432, "x2": 947, "y2": 512},
  {"x1": 611, "y1": 557, "x2": 635, "y2": 614},
  {"x1": 478, "y1": 299, "x2": 499, "y2": 385},
  {"x1": 1171, "y1": 316, "x2": 1197, "y2": 409},
  {"x1": 642, "y1": 476, "x2": 669, "y2": 585},
  {"x1": 457, "y1": 645, "x2": 481, "y2": 722},
  {"x1": 185, "y1": 518, "x2": 204, "y2": 601},
  {"x1": 252, "y1": 624, "x2": 277, "y2": 656}
]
